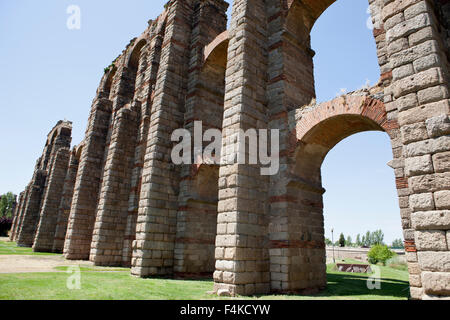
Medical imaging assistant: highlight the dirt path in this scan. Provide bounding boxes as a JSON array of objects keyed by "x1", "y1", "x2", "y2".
[{"x1": 0, "y1": 255, "x2": 94, "y2": 273}]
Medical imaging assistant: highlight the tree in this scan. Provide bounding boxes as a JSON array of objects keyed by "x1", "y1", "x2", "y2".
[
  {"x1": 346, "y1": 236, "x2": 352, "y2": 247},
  {"x1": 365, "y1": 231, "x2": 372, "y2": 246},
  {"x1": 356, "y1": 234, "x2": 361, "y2": 247},
  {"x1": 0, "y1": 192, "x2": 16, "y2": 218},
  {"x1": 339, "y1": 233, "x2": 346, "y2": 247},
  {"x1": 391, "y1": 238, "x2": 404, "y2": 249},
  {"x1": 325, "y1": 238, "x2": 332, "y2": 246},
  {"x1": 372, "y1": 229, "x2": 385, "y2": 245}
]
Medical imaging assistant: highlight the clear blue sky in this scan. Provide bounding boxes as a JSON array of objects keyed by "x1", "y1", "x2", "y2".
[{"x1": 0, "y1": 0, "x2": 403, "y2": 244}]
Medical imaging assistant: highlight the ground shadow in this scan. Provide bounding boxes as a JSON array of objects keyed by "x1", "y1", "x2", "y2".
[{"x1": 309, "y1": 273, "x2": 409, "y2": 299}]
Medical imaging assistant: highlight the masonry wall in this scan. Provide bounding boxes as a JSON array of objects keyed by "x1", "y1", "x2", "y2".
[
  {"x1": 131, "y1": 0, "x2": 196, "y2": 277},
  {"x1": 33, "y1": 148, "x2": 71, "y2": 252},
  {"x1": 378, "y1": 0, "x2": 450, "y2": 300},
  {"x1": 9, "y1": 192, "x2": 24, "y2": 240},
  {"x1": 10, "y1": 188, "x2": 29, "y2": 242},
  {"x1": 213, "y1": 0, "x2": 272, "y2": 296},
  {"x1": 13, "y1": 121, "x2": 73, "y2": 248},
  {"x1": 63, "y1": 89, "x2": 114, "y2": 260},
  {"x1": 52, "y1": 148, "x2": 80, "y2": 253},
  {"x1": 16, "y1": 170, "x2": 47, "y2": 247},
  {"x1": 10, "y1": 0, "x2": 450, "y2": 300},
  {"x1": 215, "y1": 1, "x2": 448, "y2": 298},
  {"x1": 174, "y1": 0, "x2": 228, "y2": 277}
]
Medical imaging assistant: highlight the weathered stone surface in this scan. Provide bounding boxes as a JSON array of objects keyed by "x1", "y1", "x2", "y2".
[
  {"x1": 404, "y1": 136, "x2": 450, "y2": 157},
  {"x1": 409, "y1": 286, "x2": 424, "y2": 300},
  {"x1": 398, "y1": 100, "x2": 449, "y2": 125},
  {"x1": 217, "y1": 289, "x2": 231, "y2": 297},
  {"x1": 386, "y1": 13, "x2": 431, "y2": 43},
  {"x1": 400, "y1": 122, "x2": 428, "y2": 143},
  {"x1": 393, "y1": 68, "x2": 445, "y2": 99},
  {"x1": 410, "y1": 172, "x2": 450, "y2": 193},
  {"x1": 418, "y1": 86, "x2": 449, "y2": 105},
  {"x1": 421, "y1": 272, "x2": 450, "y2": 296},
  {"x1": 408, "y1": 26, "x2": 433, "y2": 47},
  {"x1": 395, "y1": 92, "x2": 418, "y2": 112},
  {"x1": 393, "y1": 63, "x2": 414, "y2": 80},
  {"x1": 412, "y1": 210, "x2": 450, "y2": 230},
  {"x1": 413, "y1": 53, "x2": 442, "y2": 73},
  {"x1": 418, "y1": 251, "x2": 450, "y2": 272},
  {"x1": 405, "y1": 155, "x2": 433, "y2": 177},
  {"x1": 409, "y1": 274, "x2": 422, "y2": 287},
  {"x1": 382, "y1": 0, "x2": 422, "y2": 21},
  {"x1": 448, "y1": 231, "x2": 450, "y2": 250},
  {"x1": 415, "y1": 230, "x2": 447, "y2": 251},
  {"x1": 406, "y1": 251, "x2": 418, "y2": 263},
  {"x1": 432, "y1": 151, "x2": 450, "y2": 173},
  {"x1": 409, "y1": 193, "x2": 435, "y2": 211},
  {"x1": 404, "y1": 1, "x2": 429, "y2": 20},
  {"x1": 434, "y1": 190, "x2": 450, "y2": 210},
  {"x1": 426, "y1": 114, "x2": 450, "y2": 138},
  {"x1": 390, "y1": 40, "x2": 439, "y2": 70}
]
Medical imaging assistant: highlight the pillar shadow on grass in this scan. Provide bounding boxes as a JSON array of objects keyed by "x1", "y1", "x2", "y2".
[{"x1": 319, "y1": 273, "x2": 410, "y2": 299}]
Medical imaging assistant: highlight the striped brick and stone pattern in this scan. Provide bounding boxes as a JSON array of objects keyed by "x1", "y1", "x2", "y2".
[
  {"x1": 9, "y1": 0, "x2": 449, "y2": 300},
  {"x1": 10, "y1": 121, "x2": 73, "y2": 250}
]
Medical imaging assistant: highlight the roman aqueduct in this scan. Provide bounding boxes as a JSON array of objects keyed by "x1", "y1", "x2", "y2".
[{"x1": 10, "y1": 0, "x2": 450, "y2": 299}]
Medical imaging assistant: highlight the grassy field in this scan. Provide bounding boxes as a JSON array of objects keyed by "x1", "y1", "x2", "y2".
[
  {"x1": 0, "y1": 259, "x2": 410, "y2": 300},
  {"x1": 0, "y1": 240, "x2": 60, "y2": 256},
  {"x1": 0, "y1": 239, "x2": 410, "y2": 300}
]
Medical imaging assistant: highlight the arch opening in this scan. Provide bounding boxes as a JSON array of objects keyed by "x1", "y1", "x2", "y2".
[
  {"x1": 277, "y1": 92, "x2": 409, "y2": 295},
  {"x1": 271, "y1": 1, "x2": 403, "y2": 295},
  {"x1": 309, "y1": 0, "x2": 381, "y2": 102},
  {"x1": 293, "y1": 113, "x2": 385, "y2": 186},
  {"x1": 122, "y1": 39, "x2": 148, "y2": 105},
  {"x1": 321, "y1": 131, "x2": 404, "y2": 258}
]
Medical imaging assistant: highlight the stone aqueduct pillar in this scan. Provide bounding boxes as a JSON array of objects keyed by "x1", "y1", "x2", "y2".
[
  {"x1": 12, "y1": 121, "x2": 72, "y2": 248},
  {"x1": 210, "y1": 0, "x2": 449, "y2": 299},
  {"x1": 52, "y1": 148, "x2": 80, "y2": 253},
  {"x1": 9, "y1": 192, "x2": 24, "y2": 241},
  {"x1": 11, "y1": 0, "x2": 449, "y2": 300}
]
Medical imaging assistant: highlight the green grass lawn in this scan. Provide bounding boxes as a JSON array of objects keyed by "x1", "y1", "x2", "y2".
[
  {"x1": 0, "y1": 240, "x2": 60, "y2": 256},
  {"x1": 53, "y1": 266, "x2": 131, "y2": 272},
  {"x1": 0, "y1": 261, "x2": 410, "y2": 300},
  {"x1": 0, "y1": 271, "x2": 215, "y2": 300}
]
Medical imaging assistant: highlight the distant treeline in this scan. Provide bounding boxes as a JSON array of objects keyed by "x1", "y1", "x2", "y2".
[{"x1": 325, "y1": 229, "x2": 404, "y2": 249}]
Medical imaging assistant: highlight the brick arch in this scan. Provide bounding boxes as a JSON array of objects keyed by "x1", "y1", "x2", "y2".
[
  {"x1": 203, "y1": 30, "x2": 229, "y2": 66},
  {"x1": 125, "y1": 37, "x2": 148, "y2": 68},
  {"x1": 74, "y1": 143, "x2": 84, "y2": 161},
  {"x1": 290, "y1": 95, "x2": 399, "y2": 184},
  {"x1": 265, "y1": 94, "x2": 406, "y2": 295},
  {"x1": 100, "y1": 65, "x2": 117, "y2": 97},
  {"x1": 286, "y1": 0, "x2": 336, "y2": 30},
  {"x1": 295, "y1": 95, "x2": 399, "y2": 143}
]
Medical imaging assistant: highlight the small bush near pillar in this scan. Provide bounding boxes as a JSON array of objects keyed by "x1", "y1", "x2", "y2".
[{"x1": 368, "y1": 245, "x2": 395, "y2": 266}]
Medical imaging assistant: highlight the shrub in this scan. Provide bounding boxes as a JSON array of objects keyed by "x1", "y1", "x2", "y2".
[
  {"x1": 0, "y1": 216, "x2": 12, "y2": 237},
  {"x1": 386, "y1": 256, "x2": 408, "y2": 271},
  {"x1": 367, "y1": 244, "x2": 395, "y2": 265}
]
